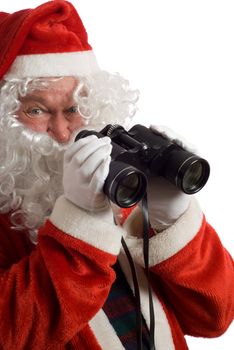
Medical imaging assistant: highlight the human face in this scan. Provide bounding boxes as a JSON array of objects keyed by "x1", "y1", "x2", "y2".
[{"x1": 17, "y1": 77, "x2": 84, "y2": 143}]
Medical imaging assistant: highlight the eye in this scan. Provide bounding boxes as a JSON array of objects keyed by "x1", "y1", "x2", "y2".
[
  {"x1": 67, "y1": 105, "x2": 79, "y2": 114},
  {"x1": 25, "y1": 107, "x2": 45, "y2": 118}
]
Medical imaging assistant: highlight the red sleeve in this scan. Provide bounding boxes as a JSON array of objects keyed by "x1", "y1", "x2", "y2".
[
  {"x1": 150, "y1": 217, "x2": 234, "y2": 337},
  {"x1": 123, "y1": 199, "x2": 234, "y2": 338},
  {"x1": 0, "y1": 207, "x2": 121, "y2": 349}
]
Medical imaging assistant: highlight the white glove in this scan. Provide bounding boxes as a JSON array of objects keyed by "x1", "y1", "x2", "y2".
[
  {"x1": 63, "y1": 135, "x2": 112, "y2": 212},
  {"x1": 147, "y1": 176, "x2": 191, "y2": 231},
  {"x1": 149, "y1": 124, "x2": 196, "y2": 153},
  {"x1": 147, "y1": 125, "x2": 192, "y2": 231}
]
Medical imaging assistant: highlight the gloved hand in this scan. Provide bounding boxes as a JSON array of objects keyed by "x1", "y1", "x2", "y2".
[
  {"x1": 63, "y1": 135, "x2": 112, "y2": 212},
  {"x1": 149, "y1": 124, "x2": 196, "y2": 153},
  {"x1": 147, "y1": 176, "x2": 191, "y2": 231},
  {"x1": 147, "y1": 125, "x2": 192, "y2": 232}
]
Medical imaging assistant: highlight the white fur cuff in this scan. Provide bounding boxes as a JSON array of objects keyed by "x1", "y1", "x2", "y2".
[
  {"x1": 50, "y1": 195, "x2": 123, "y2": 255},
  {"x1": 123, "y1": 198, "x2": 203, "y2": 266}
]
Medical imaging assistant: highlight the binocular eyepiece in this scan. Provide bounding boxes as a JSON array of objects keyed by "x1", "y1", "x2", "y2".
[{"x1": 75, "y1": 124, "x2": 210, "y2": 208}]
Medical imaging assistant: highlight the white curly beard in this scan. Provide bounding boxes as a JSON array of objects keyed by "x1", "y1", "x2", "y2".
[
  {"x1": 0, "y1": 118, "x2": 69, "y2": 243},
  {"x1": 0, "y1": 72, "x2": 139, "y2": 243}
]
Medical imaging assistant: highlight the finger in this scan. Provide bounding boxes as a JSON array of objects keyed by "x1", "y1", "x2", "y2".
[
  {"x1": 92, "y1": 154, "x2": 111, "y2": 181},
  {"x1": 90, "y1": 155, "x2": 112, "y2": 193},
  {"x1": 65, "y1": 136, "x2": 111, "y2": 164},
  {"x1": 74, "y1": 137, "x2": 111, "y2": 166},
  {"x1": 64, "y1": 135, "x2": 97, "y2": 163},
  {"x1": 78, "y1": 143, "x2": 112, "y2": 179}
]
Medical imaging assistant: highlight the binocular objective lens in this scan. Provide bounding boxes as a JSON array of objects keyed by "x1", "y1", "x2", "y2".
[
  {"x1": 104, "y1": 162, "x2": 148, "y2": 208},
  {"x1": 182, "y1": 161, "x2": 205, "y2": 193},
  {"x1": 116, "y1": 173, "x2": 141, "y2": 207}
]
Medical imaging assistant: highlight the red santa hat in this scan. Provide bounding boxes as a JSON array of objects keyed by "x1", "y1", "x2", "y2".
[{"x1": 0, "y1": 0, "x2": 99, "y2": 80}]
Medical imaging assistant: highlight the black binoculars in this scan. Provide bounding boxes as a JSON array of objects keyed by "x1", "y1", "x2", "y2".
[{"x1": 76, "y1": 124, "x2": 210, "y2": 208}]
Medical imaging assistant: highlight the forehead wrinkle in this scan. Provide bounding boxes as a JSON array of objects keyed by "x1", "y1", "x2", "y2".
[
  {"x1": 20, "y1": 91, "x2": 77, "y2": 109},
  {"x1": 20, "y1": 94, "x2": 48, "y2": 104},
  {"x1": 19, "y1": 77, "x2": 79, "y2": 109}
]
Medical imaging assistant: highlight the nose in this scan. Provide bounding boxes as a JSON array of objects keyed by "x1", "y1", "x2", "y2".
[{"x1": 47, "y1": 113, "x2": 71, "y2": 143}]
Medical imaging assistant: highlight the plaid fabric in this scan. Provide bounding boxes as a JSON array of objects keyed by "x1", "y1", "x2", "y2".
[{"x1": 103, "y1": 262, "x2": 150, "y2": 349}]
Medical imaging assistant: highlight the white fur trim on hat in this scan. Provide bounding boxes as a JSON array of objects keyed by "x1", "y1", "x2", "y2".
[{"x1": 4, "y1": 51, "x2": 100, "y2": 80}]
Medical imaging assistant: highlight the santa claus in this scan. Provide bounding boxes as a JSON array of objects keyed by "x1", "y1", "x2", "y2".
[{"x1": 0, "y1": 1, "x2": 233, "y2": 350}]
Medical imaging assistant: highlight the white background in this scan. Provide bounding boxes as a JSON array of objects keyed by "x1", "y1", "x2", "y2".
[{"x1": 1, "y1": 1, "x2": 233, "y2": 349}]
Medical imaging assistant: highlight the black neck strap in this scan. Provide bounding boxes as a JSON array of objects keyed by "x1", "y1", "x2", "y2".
[
  {"x1": 121, "y1": 194, "x2": 156, "y2": 350},
  {"x1": 142, "y1": 194, "x2": 156, "y2": 350}
]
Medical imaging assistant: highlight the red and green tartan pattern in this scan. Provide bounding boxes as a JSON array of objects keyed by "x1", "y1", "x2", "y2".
[{"x1": 103, "y1": 262, "x2": 150, "y2": 349}]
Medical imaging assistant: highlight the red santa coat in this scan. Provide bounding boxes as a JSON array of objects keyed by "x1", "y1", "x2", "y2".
[{"x1": 0, "y1": 195, "x2": 233, "y2": 349}]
